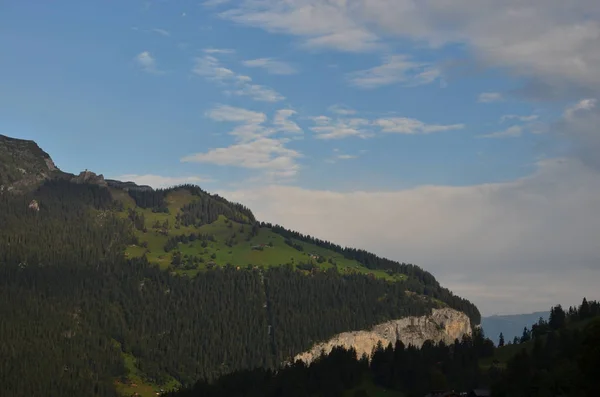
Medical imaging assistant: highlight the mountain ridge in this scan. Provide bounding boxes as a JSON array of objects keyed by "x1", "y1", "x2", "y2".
[{"x1": 0, "y1": 133, "x2": 480, "y2": 397}]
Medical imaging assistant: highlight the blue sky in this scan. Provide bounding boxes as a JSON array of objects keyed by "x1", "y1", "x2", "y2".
[
  {"x1": 1, "y1": 0, "x2": 559, "y2": 190},
  {"x1": 1, "y1": 0, "x2": 599, "y2": 314}
]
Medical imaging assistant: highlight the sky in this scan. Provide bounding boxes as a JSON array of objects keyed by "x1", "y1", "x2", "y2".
[{"x1": 1, "y1": 0, "x2": 599, "y2": 315}]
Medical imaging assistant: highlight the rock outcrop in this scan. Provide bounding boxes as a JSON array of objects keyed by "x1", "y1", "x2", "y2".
[
  {"x1": 28, "y1": 199, "x2": 40, "y2": 212},
  {"x1": 293, "y1": 308, "x2": 471, "y2": 365},
  {"x1": 71, "y1": 170, "x2": 108, "y2": 187},
  {"x1": 0, "y1": 134, "x2": 63, "y2": 192}
]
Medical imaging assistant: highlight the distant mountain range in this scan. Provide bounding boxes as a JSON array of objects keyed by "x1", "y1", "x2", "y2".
[{"x1": 481, "y1": 311, "x2": 550, "y2": 344}]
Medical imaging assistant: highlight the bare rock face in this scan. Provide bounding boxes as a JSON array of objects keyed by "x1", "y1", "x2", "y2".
[
  {"x1": 71, "y1": 170, "x2": 107, "y2": 187},
  {"x1": 0, "y1": 134, "x2": 62, "y2": 192},
  {"x1": 293, "y1": 308, "x2": 471, "y2": 365},
  {"x1": 28, "y1": 199, "x2": 40, "y2": 212}
]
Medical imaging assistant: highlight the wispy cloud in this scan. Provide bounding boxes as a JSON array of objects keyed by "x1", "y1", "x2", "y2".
[
  {"x1": 152, "y1": 28, "x2": 170, "y2": 37},
  {"x1": 206, "y1": 105, "x2": 267, "y2": 124},
  {"x1": 192, "y1": 55, "x2": 284, "y2": 102},
  {"x1": 216, "y1": 1, "x2": 600, "y2": 95},
  {"x1": 182, "y1": 105, "x2": 302, "y2": 181},
  {"x1": 135, "y1": 51, "x2": 163, "y2": 74},
  {"x1": 309, "y1": 112, "x2": 464, "y2": 139},
  {"x1": 203, "y1": 0, "x2": 230, "y2": 7},
  {"x1": 182, "y1": 138, "x2": 300, "y2": 178},
  {"x1": 325, "y1": 149, "x2": 359, "y2": 163},
  {"x1": 558, "y1": 98, "x2": 600, "y2": 170},
  {"x1": 374, "y1": 117, "x2": 465, "y2": 134},
  {"x1": 310, "y1": 116, "x2": 373, "y2": 140},
  {"x1": 478, "y1": 92, "x2": 503, "y2": 103},
  {"x1": 203, "y1": 47, "x2": 235, "y2": 54},
  {"x1": 242, "y1": 58, "x2": 298, "y2": 75},
  {"x1": 273, "y1": 109, "x2": 302, "y2": 133},
  {"x1": 328, "y1": 104, "x2": 356, "y2": 116},
  {"x1": 219, "y1": 3, "x2": 381, "y2": 52},
  {"x1": 564, "y1": 98, "x2": 597, "y2": 120},
  {"x1": 500, "y1": 114, "x2": 539, "y2": 123},
  {"x1": 230, "y1": 83, "x2": 285, "y2": 102},
  {"x1": 480, "y1": 125, "x2": 523, "y2": 139},
  {"x1": 347, "y1": 55, "x2": 441, "y2": 89}
]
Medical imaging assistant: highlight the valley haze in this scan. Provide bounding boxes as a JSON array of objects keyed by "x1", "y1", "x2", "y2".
[{"x1": 2, "y1": 0, "x2": 600, "y2": 315}]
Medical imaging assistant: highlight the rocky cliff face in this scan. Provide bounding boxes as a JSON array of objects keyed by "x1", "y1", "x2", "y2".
[
  {"x1": 0, "y1": 134, "x2": 62, "y2": 192},
  {"x1": 293, "y1": 308, "x2": 471, "y2": 365},
  {"x1": 71, "y1": 170, "x2": 108, "y2": 187}
]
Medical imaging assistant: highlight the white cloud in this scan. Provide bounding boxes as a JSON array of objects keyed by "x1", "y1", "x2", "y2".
[
  {"x1": 114, "y1": 174, "x2": 213, "y2": 189},
  {"x1": 557, "y1": 98, "x2": 600, "y2": 170},
  {"x1": 192, "y1": 55, "x2": 285, "y2": 102},
  {"x1": 152, "y1": 28, "x2": 170, "y2": 36},
  {"x1": 181, "y1": 138, "x2": 301, "y2": 177},
  {"x1": 310, "y1": 116, "x2": 373, "y2": 140},
  {"x1": 135, "y1": 51, "x2": 163, "y2": 74},
  {"x1": 564, "y1": 98, "x2": 597, "y2": 120},
  {"x1": 206, "y1": 105, "x2": 267, "y2": 124},
  {"x1": 478, "y1": 92, "x2": 503, "y2": 103},
  {"x1": 217, "y1": 1, "x2": 600, "y2": 93},
  {"x1": 203, "y1": 47, "x2": 236, "y2": 54},
  {"x1": 217, "y1": 158, "x2": 600, "y2": 315},
  {"x1": 309, "y1": 113, "x2": 463, "y2": 139},
  {"x1": 203, "y1": 0, "x2": 230, "y2": 6},
  {"x1": 242, "y1": 58, "x2": 298, "y2": 75},
  {"x1": 183, "y1": 105, "x2": 302, "y2": 180},
  {"x1": 326, "y1": 149, "x2": 359, "y2": 163},
  {"x1": 193, "y1": 55, "x2": 236, "y2": 80},
  {"x1": 273, "y1": 109, "x2": 302, "y2": 133},
  {"x1": 480, "y1": 125, "x2": 523, "y2": 139},
  {"x1": 304, "y1": 28, "x2": 381, "y2": 52},
  {"x1": 347, "y1": 55, "x2": 441, "y2": 89},
  {"x1": 375, "y1": 117, "x2": 465, "y2": 134},
  {"x1": 500, "y1": 114, "x2": 539, "y2": 123},
  {"x1": 232, "y1": 83, "x2": 285, "y2": 102},
  {"x1": 220, "y1": 3, "x2": 380, "y2": 52},
  {"x1": 328, "y1": 104, "x2": 356, "y2": 116}
]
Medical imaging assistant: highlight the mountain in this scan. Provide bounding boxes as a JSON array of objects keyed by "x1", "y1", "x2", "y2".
[
  {"x1": 0, "y1": 134, "x2": 480, "y2": 397},
  {"x1": 481, "y1": 311, "x2": 550, "y2": 345},
  {"x1": 0, "y1": 134, "x2": 62, "y2": 192}
]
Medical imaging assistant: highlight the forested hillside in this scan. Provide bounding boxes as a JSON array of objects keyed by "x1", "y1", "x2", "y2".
[
  {"x1": 0, "y1": 135, "x2": 480, "y2": 397},
  {"x1": 165, "y1": 298, "x2": 600, "y2": 397}
]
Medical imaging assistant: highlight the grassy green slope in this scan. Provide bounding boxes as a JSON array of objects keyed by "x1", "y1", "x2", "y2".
[
  {"x1": 120, "y1": 189, "x2": 406, "y2": 282},
  {"x1": 112, "y1": 188, "x2": 408, "y2": 395}
]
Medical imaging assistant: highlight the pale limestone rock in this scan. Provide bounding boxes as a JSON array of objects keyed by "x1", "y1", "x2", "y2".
[{"x1": 293, "y1": 308, "x2": 471, "y2": 365}]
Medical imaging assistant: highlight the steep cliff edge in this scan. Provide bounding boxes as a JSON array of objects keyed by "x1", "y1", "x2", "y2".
[
  {"x1": 0, "y1": 134, "x2": 62, "y2": 192},
  {"x1": 294, "y1": 308, "x2": 471, "y2": 364}
]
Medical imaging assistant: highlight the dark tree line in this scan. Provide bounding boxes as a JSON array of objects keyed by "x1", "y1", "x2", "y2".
[
  {"x1": 492, "y1": 315, "x2": 600, "y2": 397},
  {"x1": 507, "y1": 298, "x2": 600, "y2": 345},
  {"x1": 261, "y1": 222, "x2": 480, "y2": 325},
  {"x1": 127, "y1": 184, "x2": 255, "y2": 223},
  {"x1": 165, "y1": 329, "x2": 495, "y2": 397},
  {"x1": 164, "y1": 301, "x2": 600, "y2": 397}
]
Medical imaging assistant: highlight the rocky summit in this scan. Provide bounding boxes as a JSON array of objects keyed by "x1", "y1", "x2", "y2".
[{"x1": 0, "y1": 134, "x2": 61, "y2": 192}]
